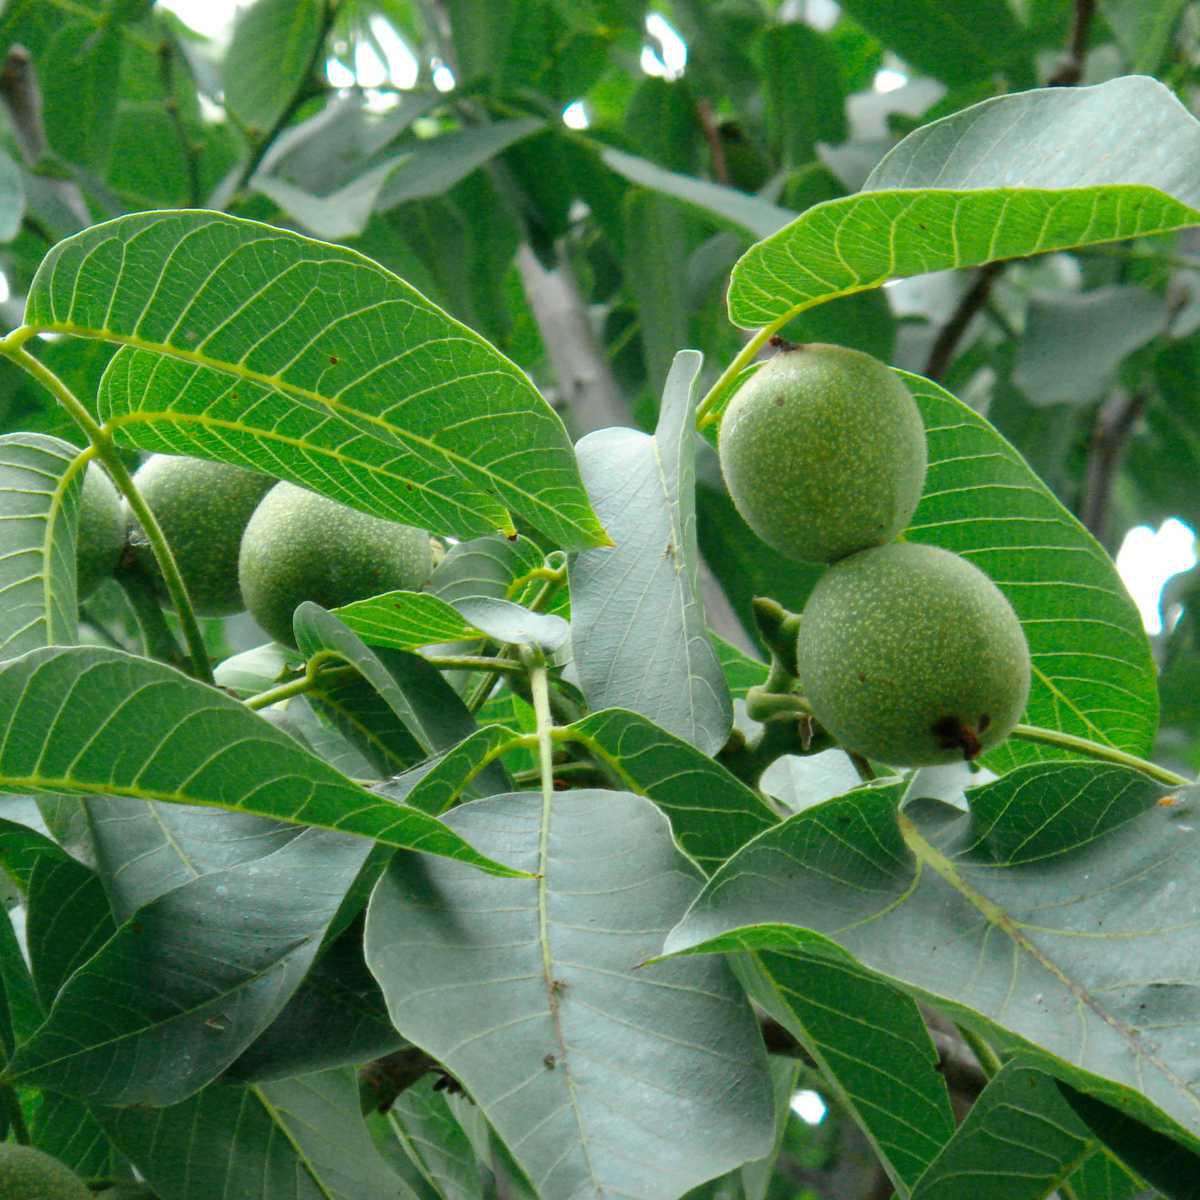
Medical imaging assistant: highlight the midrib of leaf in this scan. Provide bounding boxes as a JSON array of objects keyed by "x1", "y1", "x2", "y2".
[
  {"x1": 251, "y1": 1084, "x2": 341, "y2": 1200},
  {"x1": 61, "y1": 317, "x2": 535, "y2": 535},
  {"x1": 1030, "y1": 662, "x2": 1121, "y2": 749},
  {"x1": 896, "y1": 807, "x2": 1200, "y2": 1118},
  {"x1": 536, "y1": 784, "x2": 601, "y2": 1195}
]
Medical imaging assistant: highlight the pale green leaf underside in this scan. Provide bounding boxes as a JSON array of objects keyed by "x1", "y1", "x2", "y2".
[
  {"x1": 906, "y1": 373, "x2": 1157, "y2": 763},
  {"x1": 571, "y1": 350, "x2": 732, "y2": 755},
  {"x1": 0, "y1": 645, "x2": 520, "y2": 877},
  {"x1": 730, "y1": 77, "x2": 1200, "y2": 327},
  {"x1": 666, "y1": 766, "x2": 1200, "y2": 1149},
  {"x1": 0, "y1": 433, "x2": 84, "y2": 660},
  {"x1": 26, "y1": 210, "x2": 607, "y2": 549},
  {"x1": 366, "y1": 789, "x2": 773, "y2": 1200}
]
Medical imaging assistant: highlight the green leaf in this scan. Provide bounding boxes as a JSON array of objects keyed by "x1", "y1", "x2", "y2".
[
  {"x1": 905, "y1": 371, "x2": 1156, "y2": 766},
  {"x1": 29, "y1": 1090, "x2": 115, "y2": 1178},
  {"x1": 366, "y1": 789, "x2": 774, "y2": 1200},
  {"x1": 761, "y1": 23, "x2": 847, "y2": 165},
  {"x1": 25, "y1": 852, "x2": 115, "y2": 1008},
  {"x1": 256, "y1": 118, "x2": 545, "y2": 241},
  {"x1": 1056, "y1": 1080, "x2": 1200, "y2": 1199},
  {"x1": 565, "y1": 708, "x2": 777, "y2": 869},
  {"x1": 600, "y1": 146, "x2": 794, "y2": 241},
  {"x1": 709, "y1": 632, "x2": 768, "y2": 700},
  {"x1": 334, "y1": 591, "x2": 487, "y2": 653},
  {"x1": 835, "y1": 0, "x2": 1032, "y2": 86},
  {"x1": 40, "y1": 19, "x2": 122, "y2": 168},
  {"x1": 28, "y1": 210, "x2": 608, "y2": 550},
  {"x1": 572, "y1": 351, "x2": 733, "y2": 755},
  {"x1": 389, "y1": 1075, "x2": 485, "y2": 1200},
  {"x1": 910, "y1": 1060, "x2": 1098, "y2": 1199},
  {"x1": 1100, "y1": 0, "x2": 1190, "y2": 72},
  {"x1": 0, "y1": 433, "x2": 86, "y2": 659},
  {"x1": 0, "y1": 148, "x2": 25, "y2": 241},
  {"x1": 428, "y1": 534, "x2": 546, "y2": 605},
  {"x1": 99, "y1": 1070, "x2": 403, "y2": 1200},
  {"x1": 622, "y1": 190, "x2": 691, "y2": 399},
  {"x1": 383, "y1": 725, "x2": 518, "y2": 816},
  {"x1": 222, "y1": 0, "x2": 323, "y2": 134},
  {"x1": 0, "y1": 809, "x2": 75, "y2": 893},
  {"x1": 0, "y1": 902, "x2": 40, "y2": 1049},
  {"x1": 0, "y1": 644, "x2": 521, "y2": 875},
  {"x1": 737, "y1": 950, "x2": 955, "y2": 1195},
  {"x1": 729, "y1": 77, "x2": 1200, "y2": 328},
  {"x1": 1014, "y1": 286, "x2": 1169, "y2": 405},
  {"x1": 225, "y1": 920, "x2": 406, "y2": 1084},
  {"x1": 8, "y1": 825, "x2": 371, "y2": 1104},
  {"x1": 740, "y1": 1058, "x2": 800, "y2": 1200},
  {"x1": 665, "y1": 763, "x2": 1200, "y2": 1150}
]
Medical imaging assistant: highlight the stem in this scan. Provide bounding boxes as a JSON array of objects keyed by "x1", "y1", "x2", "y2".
[
  {"x1": 157, "y1": 36, "x2": 201, "y2": 207},
  {"x1": 425, "y1": 653, "x2": 525, "y2": 674},
  {"x1": 0, "y1": 339, "x2": 214, "y2": 683},
  {"x1": 0, "y1": 1082, "x2": 29, "y2": 1144},
  {"x1": 243, "y1": 651, "x2": 348, "y2": 711},
  {"x1": 923, "y1": 260, "x2": 1004, "y2": 382},
  {"x1": 1011, "y1": 724, "x2": 1189, "y2": 786},
  {"x1": 1078, "y1": 387, "x2": 1149, "y2": 547},
  {"x1": 848, "y1": 752, "x2": 875, "y2": 782},
  {"x1": 695, "y1": 321, "x2": 785, "y2": 430},
  {"x1": 955, "y1": 1023, "x2": 1002, "y2": 1080},
  {"x1": 745, "y1": 687, "x2": 812, "y2": 723},
  {"x1": 524, "y1": 648, "x2": 556, "y2": 804},
  {"x1": 115, "y1": 564, "x2": 186, "y2": 668}
]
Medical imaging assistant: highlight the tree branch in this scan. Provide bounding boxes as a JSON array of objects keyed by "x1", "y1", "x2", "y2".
[
  {"x1": 695, "y1": 99, "x2": 730, "y2": 185},
  {"x1": 923, "y1": 260, "x2": 1004, "y2": 382},
  {"x1": 1048, "y1": 0, "x2": 1097, "y2": 86},
  {"x1": 1078, "y1": 387, "x2": 1149, "y2": 547}
]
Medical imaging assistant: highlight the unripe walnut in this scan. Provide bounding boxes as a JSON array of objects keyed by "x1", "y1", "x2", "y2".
[
  {"x1": 797, "y1": 542, "x2": 1030, "y2": 767},
  {"x1": 718, "y1": 344, "x2": 927, "y2": 563}
]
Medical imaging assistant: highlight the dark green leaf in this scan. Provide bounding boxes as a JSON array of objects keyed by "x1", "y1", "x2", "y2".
[
  {"x1": 41, "y1": 19, "x2": 122, "y2": 168},
  {"x1": 0, "y1": 644, "x2": 521, "y2": 874},
  {"x1": 762, "y1": 23, "x2": 847, "y2": 165},
  {"x1": 223, "y1": 0, "x2": 323, "y2": 134},
  {"x1": 390, "y1": 1075, "x2": 485, "y2": 1200}
]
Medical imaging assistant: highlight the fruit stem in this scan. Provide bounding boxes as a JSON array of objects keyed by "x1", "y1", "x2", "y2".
[
  {"x1": 1010, "y1": 724, "x2": 1190, "y2": 787},
  {"x1": 955, "y1": 1024, "x2": 1002, "y2": 1080},
  {"x1": 243, "y1": 650, "x2": 346, "y2": 711},
  {"x1": 523, "y1": 647, "x2": 556, "y2": 807},
  {"x1": 0, "y1": 337, "x2": 215, "y2": 684},
  {"x1": 745, "y1": 687, "x2": 812, "y2": 723},
  {"x1": 424, "y1": 653, "x2": 526, "y2": 674},
  {"x1": 695, "y1": 316, "x2": 793, "y2": 430},
  {"x1": 115, "y1": 563, "x2": 187, "y2": 669}
]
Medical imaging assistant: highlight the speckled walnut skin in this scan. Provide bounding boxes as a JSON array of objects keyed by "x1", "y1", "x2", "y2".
[
  {"x1": 718, "y1": 343, "x2": 928, "y2": 564},
  {"x1": 797, "y1": 542, "x2": 1031, "y2": 767}
]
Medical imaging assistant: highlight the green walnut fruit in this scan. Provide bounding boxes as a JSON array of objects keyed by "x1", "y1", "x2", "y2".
[
  {"x1": 239, "y1": 481, "x2": 433, "y2": 645},
  {"x1": 76, "y1": 463, "x2": 125, "y2": 600},
  {"x1": 718, "y1": 344, "x2": 927, "y2": 563},
  {"x1": 129, "y1": 455, "x2": 274, "y2": 616},
  {"x1": 797, "y1": 542, "x2": 1031, "y2": 766},
  {"x1": 0, "y1": 1143, "x2": 91, "y2": 1200}
]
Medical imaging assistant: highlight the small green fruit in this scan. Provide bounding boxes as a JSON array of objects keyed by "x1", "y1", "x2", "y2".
[
  {"x1": 129, "y1": 455, "x2": 274, "y2": 616},
  {"x1": 0, "y1": 1143, "x2": 92, "y2": 1200},
  {"x1": 797, "y1": 542, "x2": 1031, "y2": 766},
  {"x1": 718, "y1": 344, "x2": 927, "y2": 563},
  {"x1": 76, "y1": 463, "x2": 124, "y2": 600},
  {"x1": 239, "y1": 482, "x2": 433, "y2": 645}
]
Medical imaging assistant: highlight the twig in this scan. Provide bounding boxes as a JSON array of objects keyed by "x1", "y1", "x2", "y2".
[
  {"x1": 157, "y1": 36, "x2": 202, "y2": 207},
  {"x1": 696, "y1": 99, "x2": 730, "y2": 186},
  {"x1": 923, "y1": 261, "x2": 1004, "y2": 382},
  {"x1": 1078, "y1": 387, "x2": 1149, "y2": 547},
  {"x1": 1048, "y1": 0, "x2": 1097, "y2": 86},
  {"x1": 0, "y1": 46, "x2": 90, "y2": 227},
  {"x1": 357, "y1": 1047, "x2": 443, "y2": 1113}
]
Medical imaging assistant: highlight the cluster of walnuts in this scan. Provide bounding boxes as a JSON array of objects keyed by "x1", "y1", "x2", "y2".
[
  {"x1": 75, "y1": 453, "x2": 432, "y2": 647},
  {"x1": 719, "y1": 344, "x2": 1031, "y2": 768}
]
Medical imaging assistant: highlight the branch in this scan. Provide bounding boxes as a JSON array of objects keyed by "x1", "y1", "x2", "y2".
[
  {"x1": 1048, "y1": 0, "x2": 1097, "y2": 86},
  {"x1": 695, "y1": 99, "x2": 730, "y2": 185},
  {"x1": 923, "y1": 260, "x2": 1004, "y2": 382},
  {"x1": 1078, "y1": 387, "x2": 1149, "y2": 547},
  {"x1": 0, "y1": 45, "x2": 90, "y2": 228}
]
